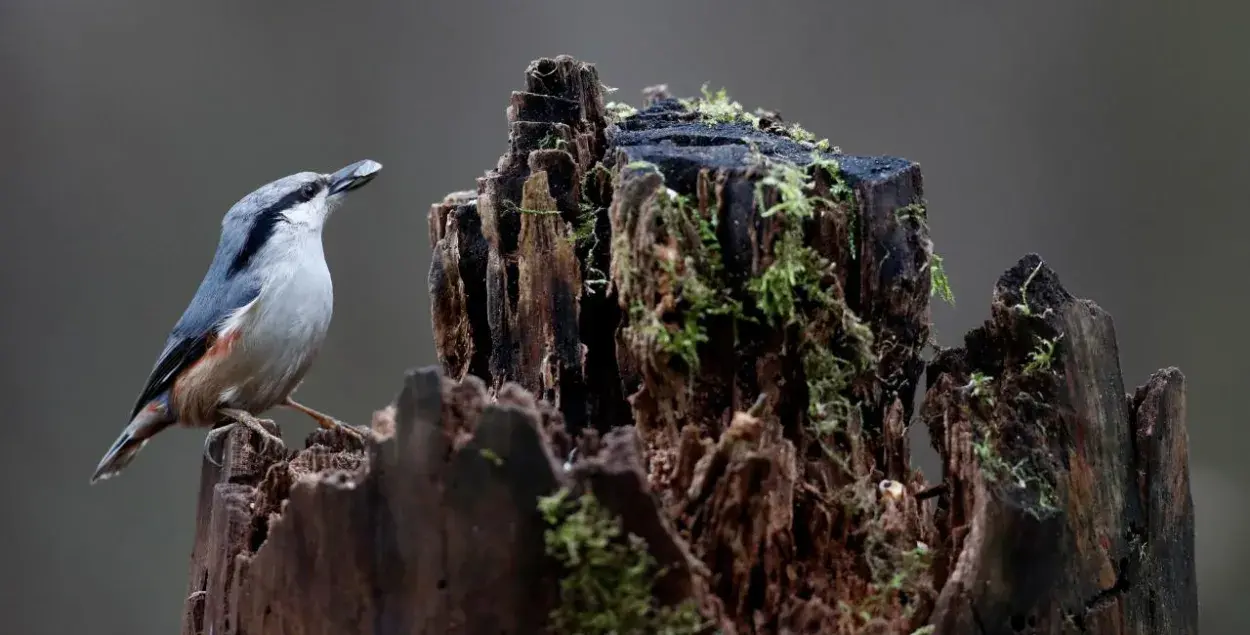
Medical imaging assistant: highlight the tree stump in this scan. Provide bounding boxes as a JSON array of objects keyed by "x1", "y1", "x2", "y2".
[{"x1": 182, "y1": 56, "x2": 1198, "y2": 635}]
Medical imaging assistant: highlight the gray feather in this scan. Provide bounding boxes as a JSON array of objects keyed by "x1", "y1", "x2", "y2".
[
  {"x1": 126, "y1": 173, "x2": 321, "y2": 420},
  {"x1": 96, "y1": 160, "x2": 381, "y2": 484}
]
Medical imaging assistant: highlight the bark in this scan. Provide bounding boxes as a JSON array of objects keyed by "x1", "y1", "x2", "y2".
[{"x1": 183, "y1": 55, "x2": 1198, "y2": 635}]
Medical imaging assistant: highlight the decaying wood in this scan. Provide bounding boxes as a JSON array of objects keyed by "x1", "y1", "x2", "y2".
[
  {"x1": 184, "y1": 55, "x2": 1198, "y2": 635},
  {"x1": 920, "y1": 256, "x2": 1197, "y2": 634},
  {"x1": 183, "y1": 369, "x2": 566, "y2": 635}
]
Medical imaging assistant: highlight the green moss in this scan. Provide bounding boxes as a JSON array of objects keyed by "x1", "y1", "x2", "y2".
[
  {"x1": 1022, "y1": 334, "x2": 1062, "y2": 376},
  {"x1": 929, "y1": 253, "x2": 955, "y2": 306},
  {"x1": 504, "y1": 200, "x2": 562, "y2": 217},
  {"x1": 832, "y1": 477, "x2": 936, "y2": 629},
  {"x1": 678, "y1": 84, "x2": 762, "y2": 127},
  {"x1": 748, "y1": 158, "x2": 843, "y2": 328},
  {"x1": 678, "y1": 86, "x2": 838, "y2": 153},
  {"x1": 1011, "y1": 260, "x2": 1047, "y2": 317},
  {"x1": 538, "y1": 133, "x2": 569, "y2": 151},
  {"x1": 478, "y1": 448, "x2": 504, "y2": 466},
  {"x1": 572, "y1": 206, "x2": 599, "y2": 245},
  {"x1": 896, "y1": 203, "x2": 955, "y2": 307},
  {"x1": 970, "y1": 416, "x2": 1058, "y2": 518},
  {"x1": 625, "y1": 160, "x2": 659, "y2": 172},
  {"x1": 748, "y1": 229, "x2": 830, "y2": 326},
  {"x1": 575, "y1": 162, "x2": 614, "y2": 295},
  {"x1": 605, "y1": 101, "x2": 638, "y2": 123},
  {"x1": 538, "y1": 489, "x2": 705, "y2": 634},
  {"x1": 961, "y1": 366, "x2": 1059, "y2": 520},
  {"x1": 781, "y1": 122, "x2": 818, "y2": 143},
  {"x1": 746, "y1": 154, "x2": 876, "y2": 460},
  {"x1": 622, "y1": 169, "x2": 743, "y2": 375},
  {"x1": 964, "y1": 371, "x2": 995, "y2": 404},
  {"x1": 802, "y1": 344, "x2": 862, "y2": 439}
]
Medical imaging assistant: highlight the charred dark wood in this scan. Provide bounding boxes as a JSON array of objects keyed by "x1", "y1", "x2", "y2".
[
  {"x1": 921, "y1": 256, "x2": 1197, "y2": 634},
  {"x1": 183, "y1": 55, "x2": 1197, "y2": 635}
]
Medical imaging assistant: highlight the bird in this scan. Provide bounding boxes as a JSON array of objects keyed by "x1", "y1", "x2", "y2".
[{"x1": 90, "y1": 159, "x2": 383, "y2": 484}]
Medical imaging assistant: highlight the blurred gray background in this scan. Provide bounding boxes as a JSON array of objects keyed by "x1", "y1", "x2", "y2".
[{"x1": 1, "y1": 0, "x2": 1244, "y2": 632}]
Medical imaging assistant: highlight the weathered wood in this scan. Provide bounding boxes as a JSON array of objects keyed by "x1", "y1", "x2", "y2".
[
  {"x1": 428, "y1": 54, "x2": 939, "y2": 633},
  {"x1": 182, "y1": 368, "x2": 569, "y2": 635},
  {"x1": 422, "y1": 56, "x2": 1196, "y2": 633},
  {"x1": 184, "y1": 55, "x2": 1197, "y2": 635},
  {"x1": 921, "y1": 255, "x2": 1198, "y2": 634}
]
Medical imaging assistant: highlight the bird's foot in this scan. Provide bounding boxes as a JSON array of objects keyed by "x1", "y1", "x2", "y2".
[
  {"x1": 204, "y1": 409, "x2": 286, "y2": 466},
  {"x1": 283, "y1": 397, "x2": 373, "y2": 448},
  {"x1": 316, "y1": 415, "x2": 372, "y2": 451}
]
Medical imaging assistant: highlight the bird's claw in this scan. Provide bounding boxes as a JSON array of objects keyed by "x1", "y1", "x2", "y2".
[
  {"x1": 203, "y1": 427, "x2": 230, "y2": 467},
  {"x1": 204, "y1": 409, "x2": 286, "y2": 467},
  {"x1": 325, "y1": 418, "x2": 373, "y2": 450}
]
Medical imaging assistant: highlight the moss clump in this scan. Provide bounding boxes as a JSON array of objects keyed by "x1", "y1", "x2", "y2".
[
  {"x1": 622, "y1": 165, "x2": 743, "y2": 374},
  {"x1": 605, "y1": 101, "x2": 639, "y2": 123},
  {"x1": 747, "y1": 154, "x2": 876, "y2": 457},
  {"x1": 572, "y1": 206, "x2": 599, "y2": 245},
  {"x1": 679, "y1": 86, "x2": 838, "y2": 151},
  {"x1": 1022, "y1": 334, "x2": 1061, "y2": 376},
  {"x1": 679, "y1": 84, "x2": 761, "y2": 127},
  {"x1": 538, "y1": 489, "x2": 705, "y2": 635}
]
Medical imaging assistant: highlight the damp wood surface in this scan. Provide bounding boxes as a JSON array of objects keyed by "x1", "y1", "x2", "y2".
[{"x1": 184, "y1": 55, "x2": 1198, "y2": 635}]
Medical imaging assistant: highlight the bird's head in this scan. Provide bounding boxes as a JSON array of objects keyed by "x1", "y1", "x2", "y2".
[{"x1": 219, "y1": 159, "x2": 382, "y2": 276}]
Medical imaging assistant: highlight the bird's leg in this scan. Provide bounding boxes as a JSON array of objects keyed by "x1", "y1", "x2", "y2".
[
  {"x1": 203, "y1": 408, "x2": 286, "y2": 466},
  {"x1": 282, "y1": 397, "x2": 370, "y2": 442}
]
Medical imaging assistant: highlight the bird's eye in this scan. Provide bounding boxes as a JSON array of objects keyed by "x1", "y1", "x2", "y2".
[{"x1": 300, "y1": 182, "x2": 320, "y2": 199}]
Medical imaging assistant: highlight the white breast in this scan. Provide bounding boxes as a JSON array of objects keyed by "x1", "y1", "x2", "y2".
[{"x1": 222, "y1": 239, "x2": 334, "y2": 412}]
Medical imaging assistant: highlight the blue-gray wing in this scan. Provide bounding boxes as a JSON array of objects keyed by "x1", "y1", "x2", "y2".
[{"x1": 127, "y1": 273, "x2": 260, "y2": 420}]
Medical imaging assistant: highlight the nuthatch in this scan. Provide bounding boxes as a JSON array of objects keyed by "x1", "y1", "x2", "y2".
[{"x1": 90, "y1": 159, "x2": 383, "y2": 484}]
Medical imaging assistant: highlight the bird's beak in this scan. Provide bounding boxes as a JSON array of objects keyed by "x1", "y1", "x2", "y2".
[{"x1": 327, "y1": 159, "x2": 383, "y2": 195}]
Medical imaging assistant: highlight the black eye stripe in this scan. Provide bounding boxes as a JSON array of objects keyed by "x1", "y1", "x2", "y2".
[{"x1": 226, "y1": 181, "x2": 324, "y2": 276}]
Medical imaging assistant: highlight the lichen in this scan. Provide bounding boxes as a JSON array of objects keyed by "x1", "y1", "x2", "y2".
[{"x1": 538, "y1": 488, "x2": 705, "y2": 634}]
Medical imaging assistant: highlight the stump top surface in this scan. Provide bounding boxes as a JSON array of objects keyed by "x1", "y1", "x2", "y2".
[{"x1": 609, "y1": 98, "x2": 914, "y2": 188}]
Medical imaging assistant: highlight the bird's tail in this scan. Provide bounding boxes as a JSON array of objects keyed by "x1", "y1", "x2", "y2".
[{"x1": 90, "y1": 403, "x2": 173, "y2": 484}]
